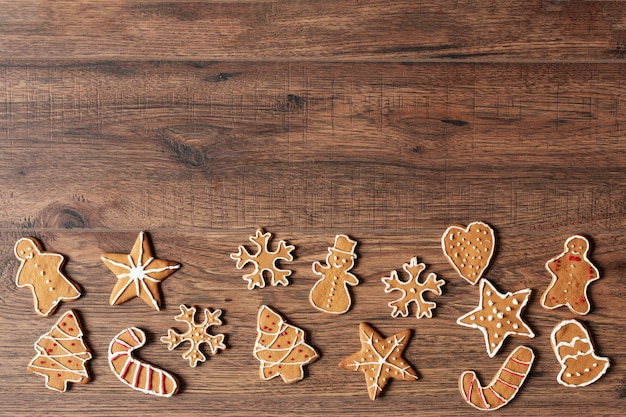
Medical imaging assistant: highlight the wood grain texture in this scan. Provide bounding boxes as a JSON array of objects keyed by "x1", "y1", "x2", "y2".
[
  {"x1": 1, "y1": 1, "x2": 626, "y2": 416},
  {"x1": 0, "y1": 0, "x2": 626, "y2": 61}
]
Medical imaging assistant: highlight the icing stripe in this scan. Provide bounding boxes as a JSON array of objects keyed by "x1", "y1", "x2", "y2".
[
  {"x1": 496, "y1": 377, "x2": 519, "y2": 390},
  {"x1": 501, "y1": 367, "x2": 525, "y2": 378},
  {"x1": 119, "y1": 357, "x2": 132, "y2": 380},
  {"x1": 489, "y1": 386, "x2": 506, "y2": 404},
  {"x1": 509, "y1": 357, "x2": 531, "y2": 367}
]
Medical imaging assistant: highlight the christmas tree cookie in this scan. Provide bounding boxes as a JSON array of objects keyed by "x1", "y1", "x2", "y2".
[
  {"x1": 253, "y1": 305, "x2": 318, "y2": 383},
  {"x1": 27, "y1": 310, "x2": 91, "y2": 392}
]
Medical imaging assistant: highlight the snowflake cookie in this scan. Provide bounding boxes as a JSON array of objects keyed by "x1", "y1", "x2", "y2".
[
  {"x1": 161, "y1": 304, "x2": 226, "y2": 368},
  {"x1": 231, "y1": 229, "x2": 295, "y2": 289},
  {"x1": 381, "y1": 257, "x2": 445, "y2": 319},
  {"x1": 339, "y1": 323, "x2": 418, "y2": 400}
]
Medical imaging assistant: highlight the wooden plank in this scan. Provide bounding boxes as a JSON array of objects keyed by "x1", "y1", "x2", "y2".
[
  {"x1": 0, "y1": 229, "x2": 623, "y2": 416},
  {"x1": 0, "y1": 1, "x2": 625, "y2": 61},
  {"x1": 0, "y1": 62, "x2": 626, "y2": 232}
]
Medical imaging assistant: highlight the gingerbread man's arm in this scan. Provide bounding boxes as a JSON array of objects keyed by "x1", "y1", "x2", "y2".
[{"x1": 546, "y1": 258, "x2": 561, "y2": 274}]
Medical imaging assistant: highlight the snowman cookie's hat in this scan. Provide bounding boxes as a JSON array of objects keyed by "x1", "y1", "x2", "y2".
[{"x1": 332, "y1": 234, "x2": 357, "y2": 255}]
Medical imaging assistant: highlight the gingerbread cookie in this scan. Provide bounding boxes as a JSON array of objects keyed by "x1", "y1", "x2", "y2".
[
  {"x1": 457, "y1": 279, "x2": 534, "y2": 357},
  {"x1": 254, "y1": 305, "x2": 318, "y2": 383},
  {"x1": 542, "y1": 235, "x2": 599, "y2": 315},
  {"x1": 381, "y1": 257, "x2": 445, "y2": 319},
  {"x1": 309, "y1": 234, "x2": 359, "y2": 314},
  {"x1": 231, "y1": 228, "x2": 295, "y2": 289},
  {"x1": 161, "y1": 304, "x2": 226, "y2": 368},
  {"x1": 442, "y1": 222, "x2": 495, "y2": 285},
  {"x1": 550, "y1": 319, "x2": 610, "y2": 387},
  {"x1": 101, "y1": 231, "x2": 180, "y2": 311},
  {"x1": 108, "y1": 327, "x2": 179, "y2": 397},
  {"x1": 14, "y1": 237, "x2": 81, "y2": 317},
  {"x1": 459, "y1": 345, "x2": 535, "y2": 411},
  {"x1": 27, "y1": 310, "x2": 91, "y2": 392},
  {"x1": 339, "y1": 323, "x2": 418, "y2": 400}
]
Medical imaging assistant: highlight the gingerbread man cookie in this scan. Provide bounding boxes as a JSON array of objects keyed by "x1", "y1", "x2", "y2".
[
  {"x1": 541, "y1": 235, "x2": 599, "y2": 315},
  {"x1": 309, "y1": 234, "x2": 359, "y2": 314},
  {"x1": 14, "y1": 237, "x2": 81, "y2": 317}
]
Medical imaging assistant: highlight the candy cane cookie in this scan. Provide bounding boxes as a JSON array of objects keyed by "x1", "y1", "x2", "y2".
[
  {"x1": 459, "y1": 345, "x2": 535, "y2": 411},
  {"x1": 108, "y1": 327, "x2": 179, "y2": 397}
]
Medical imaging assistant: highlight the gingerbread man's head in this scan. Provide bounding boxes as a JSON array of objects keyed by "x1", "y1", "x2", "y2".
[
  {"x1": 14, "y1": 237, "x2": 41, "y2": 261},
  {"x1": 565, "y1": 236, "x2": 589, "y2": 256}
]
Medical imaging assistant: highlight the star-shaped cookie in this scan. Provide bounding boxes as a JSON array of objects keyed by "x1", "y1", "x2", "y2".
[
  {"x1": 101, "y1": 232, "x2": 180, "y2": 310},
  {"x1": 457, "y1": 279, "x2": 534, "y2": 357},
  {"x1": 339, "y1": 323, "x2": 418, "y2": 400}
]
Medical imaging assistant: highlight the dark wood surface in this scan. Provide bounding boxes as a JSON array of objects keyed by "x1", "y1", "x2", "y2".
[{"x1": 1, "y1": 1, "x2": 625, "y2": 416}]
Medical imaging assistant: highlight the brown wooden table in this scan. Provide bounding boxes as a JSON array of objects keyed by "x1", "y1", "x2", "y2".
[{"x1": 1, "y1": 1, "x2": 625, "y2": 415}]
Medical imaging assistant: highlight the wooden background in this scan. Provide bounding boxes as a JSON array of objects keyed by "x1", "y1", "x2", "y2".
[{"x1": 1, "y1": 1, "x2": 625, "y2": 415}]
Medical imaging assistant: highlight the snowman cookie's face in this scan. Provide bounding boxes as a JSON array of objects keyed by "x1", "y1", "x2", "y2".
[
  {"x1": 567, "y1": 237, "x2": 588, "y2": 256},
  {"x1": 329, "y1": 249, "x2": 355, "y2": 269}
]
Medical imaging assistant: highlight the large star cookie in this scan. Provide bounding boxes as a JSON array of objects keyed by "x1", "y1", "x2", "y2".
[
  {"x1": 457, "y1": 279, "x2": 534, "y2": 357},
  {"x1": 101, "y1": 232, "x2": 180, "y2": 310},
  {"x1": 339, "y1": 323, "x2": 418, "y2": 400}
]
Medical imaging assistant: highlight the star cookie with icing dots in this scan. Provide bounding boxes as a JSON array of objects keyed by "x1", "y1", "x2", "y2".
[
  {"x1": 457, "y1": 279, "x2": 534, "y2": 358},
  {"x1": 339, "y1": 323, "x2": 418, "y2": 400},
  {"x1": 101, "y1": 232, "x2": 180, "y2": 311}
]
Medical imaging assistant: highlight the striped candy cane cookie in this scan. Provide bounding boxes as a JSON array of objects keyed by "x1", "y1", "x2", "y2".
[
  {"x1": 459, "y1": 345, "x2": 535, "y2": 411},
  {"x1": 108, "y1": 327, "x2": 179, "y2": 397}
]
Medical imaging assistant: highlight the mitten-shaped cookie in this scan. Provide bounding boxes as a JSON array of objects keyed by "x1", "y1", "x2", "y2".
[{"x1": 550, "y1": 319, "x2": 609, "y2": 387}]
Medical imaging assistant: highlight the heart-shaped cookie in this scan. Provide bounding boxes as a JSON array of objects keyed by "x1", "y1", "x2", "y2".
[{"x1": 441, "y1": 221, "x2": 495, "y2": 285}]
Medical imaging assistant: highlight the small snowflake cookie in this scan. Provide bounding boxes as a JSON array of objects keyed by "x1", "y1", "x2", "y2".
[
  {"x1": 381, "y1": 257, "x2": 445, "y2": 319},
  {"x1": 254, "y1": 305, "x2": 318, "y2": 383},
  {"x1": 161, "y1": 304, "x2": 226, "y2": 367},
  {"x1": 459, "y1": 345, "x2": 535, "y2": 411},
  {"x1": 339, "y1": 323, "x2": 418, "y2": 400},
  {"x1": 231, "y1": 229, "x2": 295, "y2": 289}
]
